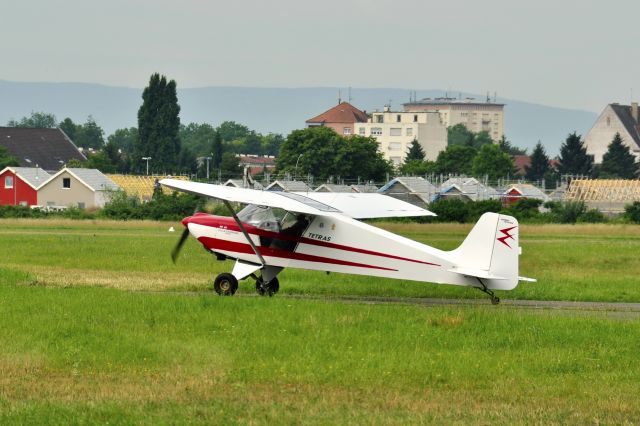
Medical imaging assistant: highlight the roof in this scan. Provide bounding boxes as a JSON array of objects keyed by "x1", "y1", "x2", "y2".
[
  {"x1": 379, "y1": 176, "x2": 437, "y2": 195},
  {"x1": 107, "y1": 174, "x2": 190, "y2": 200},
  {"x1": 266, "y1": 180, "x2": 311, "y2": 192},
  {"x1": 0, "y1": 127, "x2": 87, "y2": 171},
  {"x1": 403, "y1": 97, "x2": 504, "y2": 108},
  {"x1": 438, "y1": 177, "x2": 499, "y2": 200},
  {"x1": 512, "y1": 155, "x2": 531, "y2": 176},
  {"x1": 314, "y1": 184, "x2": 355, "y2": 193},
  {"x1": 42, "y1": 168, "x2": 119, "y2": 192},
  {"x1": 0, "y1": 166, "x2": 51, "y2": 189},
  {"x1": 610, "y1": 104, "x2": 640, "y2": 148},
  {"x1": 505, "y1": 184, "x2": 549, "y2": 201},
  {"x1": 305, "y1": 102, "x2": 368, "y2": 125}
]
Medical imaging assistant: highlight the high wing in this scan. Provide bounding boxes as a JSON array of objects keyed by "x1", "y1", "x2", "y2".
[
  {"x1": 161, "y1": 179, "x2": 434, "y2": 218},
  {"x1": 293, "y1": 192, "x2": 435, "y2": 219},
  {"x1": 160, "y1": 179, "x2": 339, "y2": 215}
]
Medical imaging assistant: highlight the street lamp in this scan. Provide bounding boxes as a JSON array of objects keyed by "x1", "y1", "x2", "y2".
[
  {"x1": 204, "y1": 156, "x2": 212, "y2": 180},
  {"x1": 142, "y1": 157, "x2": 152, "y2": 176}
]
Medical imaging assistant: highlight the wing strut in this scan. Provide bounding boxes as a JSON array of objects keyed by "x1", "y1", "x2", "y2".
[{"x1": 223, "y1": 200, "x2": 266, "y2": 266}]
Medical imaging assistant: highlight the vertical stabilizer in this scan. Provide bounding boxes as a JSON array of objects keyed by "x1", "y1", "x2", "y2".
[{"x1": 449, "y1": 213, "x2": 520, "y2": 290}]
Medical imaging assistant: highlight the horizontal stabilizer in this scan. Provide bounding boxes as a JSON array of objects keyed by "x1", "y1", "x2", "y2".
[{"x1": 448, "y1": 266, "x2": 506, "y2": 280}]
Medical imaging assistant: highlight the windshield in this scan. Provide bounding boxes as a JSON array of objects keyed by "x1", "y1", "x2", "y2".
[{"x1": 237, "y1": 204, "x2": 286, "y2": 232}]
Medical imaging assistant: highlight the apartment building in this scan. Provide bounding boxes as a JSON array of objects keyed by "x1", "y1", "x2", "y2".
[
  {"x1": 403, "y1": 97, "x2": 505, "y2": 142},
  {"x1": 356, "y1": 107, "x2": 447, "y2": 164}
]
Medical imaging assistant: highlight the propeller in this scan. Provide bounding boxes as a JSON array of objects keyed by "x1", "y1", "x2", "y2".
[{"x1": 171, "y1": 226, "x2": 190, "y2": 264}]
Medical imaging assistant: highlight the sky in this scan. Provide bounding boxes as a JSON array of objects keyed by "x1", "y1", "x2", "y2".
[{"x1": 2, "y1": 0, "x2": 639, "y2": 113}]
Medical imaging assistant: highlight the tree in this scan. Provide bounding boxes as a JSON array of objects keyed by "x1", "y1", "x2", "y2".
[
  {"x1": 447, "y1": 124, "x2": 475, "y2": 146},
  {"x1": 108, "y1": 127, "x2": 138, "y2": 153},
  {"x1": 334, "y1": 135, "x2": 393, "y2": 182},
  {"x1": 473, "y1": 131, "x2": 494, "y2": 148},
  {"x1": 134, "y1": 73, "x2": 181, "y2": 174},
  {"x1": 179, "y1": 123, "x2": 216, "y2": 157},
  {"x1": 471, "y1": 143, "x2": 515, "y2": 180},
  {"x1": 211, "y1": 130, "x2": 224, "y2": 170},
  {"x1": 405, "y1": 139, "x2": 425, "y2": 162},
  {"x1": 498, "y1": 135, "x2": 527, "y2": 155},
  {"x1": 220, "y1": 152, "x2": 241, "y2": 179},
  {"x1": 85, "y1": 151, "x2": 116, "y2": 173},
  {"x1": 432, "y1": 145, "x2": 477, "y2": 175},
  {"x1": 0, "y1": 145, "x2": 19, "y2": 168},
  {"x1": 558, "y1": 132, "x2": 592, "y2": 176},
  {"x1": 599, "y1": 133, "x2": 638, "y2": 179},
  {"x1": 59, "y1": 118, "x2": 78, "y2": 140},
  {"x1": 75, "y1": 116, "x2": 105, "y2": 149},
  {"x1": 525, "y1": 141, "x2": 550, "y2": 181},
  {"x1": 217, "y1": 121, "x2": 250, "y2": 142},
  {"x1": 7, "y1": 111, "x2": 57, "y2": 128},
  {"x1": 277, "y1": 127, "x2": 392, "y2": 182},
  {"x1": 399, "y1": 159, "x2": 436, "y2": 176},
  {"x1": 261, "y1": 133, "x2": 284, "y2": 156}
]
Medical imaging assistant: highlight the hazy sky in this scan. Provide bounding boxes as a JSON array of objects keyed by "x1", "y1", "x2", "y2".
[{"x1": 2, "y1": 0, "x2": 638, "y2": 112}]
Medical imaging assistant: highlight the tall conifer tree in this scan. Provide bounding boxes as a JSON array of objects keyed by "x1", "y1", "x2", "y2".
[
  {"x1": 135, "y1": 73, "x2": 181, "y2": 173},
  {"x1": 558, "y1": 132, "x2": 592, "y2": 176},
  {"x1": 525, "y1": 141, "x2": 550, "y2": 181},
  {"x1": 600, "y1": 133, "x2": 638, "y2": 178}
]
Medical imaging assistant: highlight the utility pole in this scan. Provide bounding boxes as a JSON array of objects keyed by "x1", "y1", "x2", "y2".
[{"x1": 204, "y1": 156, "x2": 212, "y2": 180}]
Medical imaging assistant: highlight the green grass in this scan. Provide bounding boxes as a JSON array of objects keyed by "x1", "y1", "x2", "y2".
[
  {"x1": 1, "y1": 219, "x2": 640, "y2": 423},
  {"x1": 1, "y1": 283, "x2": 639, "y2": 424},
  {"x1": 0, "y1": 219, "x2": 639, "y2": 302}
]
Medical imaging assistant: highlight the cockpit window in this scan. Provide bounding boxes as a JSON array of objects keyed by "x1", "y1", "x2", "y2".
[{"x1": 237, "y1": 204, "x2": 286, "y2": 232}]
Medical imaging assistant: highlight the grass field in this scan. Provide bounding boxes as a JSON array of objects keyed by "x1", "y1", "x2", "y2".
[{"x1": 1, "y1": 219, "x2": 640, "y2": 424}]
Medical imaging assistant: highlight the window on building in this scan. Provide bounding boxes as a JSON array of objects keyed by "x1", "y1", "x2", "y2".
[
  {"x1": 396, "y1": 115, "x2": 401, "y2": 122},
  {"x1": 4, "y1": 176, "x2": 13, "y2": 188},
  {"x1": 413, "y1": 115, "x2": 418, "y2": 122},
  {"x1": 390, "y1": 156, "x2": 402, "y2": 165},
  {"x1": 376, "y1": 115, "x2": 384, "y2": 123},
  {"x1": 390, "y1": 128, "x2": 402, "y2": 136},
  {"x1": 343, "y1": 127, "x2": 352, "y2": 135},
  {"x1": 388, "y1": 142, "x2": 402, "y2": 150},
  {"x1": 371, "y1": 127, "x2": 383, "y2": 136},
  {"x1": 406, "y1": 128, "x2": 413, "y2": 137},
  {"x1": 359, "y1": 127, "x2": 365, "y2": 135},
  {"x1": 78, "y1": 202, "x2": 85, "y2": 209},
  {"x1": 19, "y1": 201, "x2": 27, "y2": 207},
  {"x1": 63, "y1": 178, "x2": 71, "y2": 189},
  {"x1": 606, "y1": 117, "x2": 611, "y2": 127}
]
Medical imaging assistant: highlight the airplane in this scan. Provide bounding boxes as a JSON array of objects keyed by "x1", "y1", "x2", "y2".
[{"x1": 161, "y1": 179, "x2": 535, "y2": 304}]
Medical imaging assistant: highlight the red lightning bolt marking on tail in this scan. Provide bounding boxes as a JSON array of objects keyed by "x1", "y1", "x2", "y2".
[{"x1": 497, "y1": 226, "x2": 517, "y2": 248}]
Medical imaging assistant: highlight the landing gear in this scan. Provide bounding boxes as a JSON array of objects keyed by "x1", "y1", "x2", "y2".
[
  {"x1": 255, "y1": 276, "x2": 280, "y2": 297},
  {"x1": 476, "y1": 278, "x2": 500, "y2": 305},
  {"x1": 213, "y1": 273, "x2": 238, "y2": 296}
]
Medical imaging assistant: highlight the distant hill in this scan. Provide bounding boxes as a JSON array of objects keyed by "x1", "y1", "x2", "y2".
[{"x1": 0, "y1": 80, "x2": 597, "y2": 155}]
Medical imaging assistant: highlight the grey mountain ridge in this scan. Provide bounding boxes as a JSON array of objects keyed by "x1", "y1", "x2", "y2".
[{"x1": 0, "y1": 80, "x2": 597, "y2": 155}]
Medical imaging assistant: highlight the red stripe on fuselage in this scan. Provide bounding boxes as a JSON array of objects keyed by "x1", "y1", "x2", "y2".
[
  {"x1": 188, "y1": 215, "x2": 440, "y2": 267},
  {"x1": 198, "y1": 236, "x2": 398, "y2": 271}
]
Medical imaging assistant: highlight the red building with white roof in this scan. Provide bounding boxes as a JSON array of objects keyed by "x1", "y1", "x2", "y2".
[{"x1": 0, "y1": 167, "x2": 51, "y2": 206}]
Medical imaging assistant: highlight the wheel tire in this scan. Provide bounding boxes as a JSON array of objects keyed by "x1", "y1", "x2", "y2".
[
  {"x1": 214, "y1": 273, "x2": 238, "y2": 296},
  {"x1": 256, "y1": 276, "x2": 280, "y2": 297}
]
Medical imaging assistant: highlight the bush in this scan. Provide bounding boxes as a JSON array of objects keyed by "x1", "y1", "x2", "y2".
[
  {"x1": 98, "y1": 190, "x2": 204, "y2": 221},
  {"x1": 625, "y1": 202, "x2": 640, "y2": 224},
  {"x1": 428, "y1": 199, "x2": 470, "y2": 223},
  {"x1": 578, "y1": 209, "x2": 606, "y2": 223},
  {"x1": 502, "y1": 198, "x2": 543, "y2": 221}
]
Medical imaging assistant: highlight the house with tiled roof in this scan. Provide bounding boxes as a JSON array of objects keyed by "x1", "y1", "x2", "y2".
[
  {"x1": 0, "y1": 127, "x2": 86, "y2": 171},
  {"x1": 38, "y1": 167, "x2": 119, "y2": 209},
  {"x1": 378, "y1": 176, "x2": 437, "y2": 207},
  {"x1": 305, "y1": 102, "x2": 368, "y2": 136},
  {"x1": 0, "y1": 166, "x2": 51, "y2": 206},
  {"x1": 434, "y1": 177, "x2": 499, "y2": 202},
  {"x1": 584, "y1": 102, "x2": 640, "y2": 163},
  {"x1": 502, "y1": 183, "x2": 549, "y2": 207},
  {"x1": 265, "y1": 180, "x2": 311, "y2": 192}
]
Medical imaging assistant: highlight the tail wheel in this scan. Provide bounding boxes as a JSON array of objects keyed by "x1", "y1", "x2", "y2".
[
  {"x1": 214, "y1": 273, "x2": 238, "y2": 296},
  {"x1": 256, "y1": 276, "x2": 280, "y2": 297}
]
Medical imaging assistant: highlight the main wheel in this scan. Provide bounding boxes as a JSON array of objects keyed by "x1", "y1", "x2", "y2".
[
  {"x1": 256, "y1": 276, "x2": 280, "y2": 297},
  {"x1": 214, "y1": 273, "x2": 238, "y2": 296}
]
